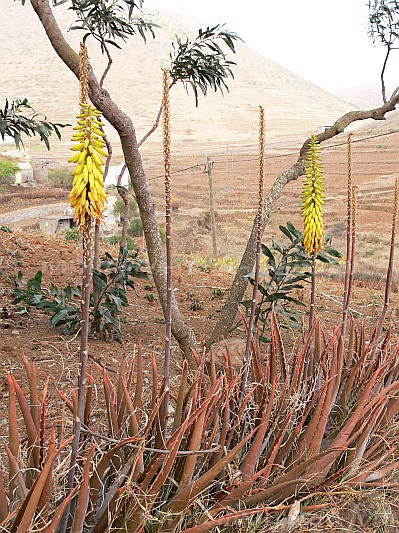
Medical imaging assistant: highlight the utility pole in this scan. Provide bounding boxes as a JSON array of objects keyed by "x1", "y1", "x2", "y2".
[{"x1": 207, "y1": 155, "x2": 218, "y2": 258}]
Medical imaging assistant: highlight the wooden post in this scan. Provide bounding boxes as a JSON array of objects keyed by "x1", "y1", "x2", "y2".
[{"x1": 207, "y1": 156, "x2": 218, "y2": 258}]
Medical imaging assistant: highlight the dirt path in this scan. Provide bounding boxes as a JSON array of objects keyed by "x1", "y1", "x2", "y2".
[{"x1": 0, "y1": 202, "x2": 68, "y2": 226}]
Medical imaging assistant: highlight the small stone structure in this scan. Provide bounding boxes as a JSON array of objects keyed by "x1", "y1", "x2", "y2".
[
  {"x1": 14, "y1": 161, "x2": 34, "y2": 184},
  {"x1": 39, "y1": 214, "x2": 76, "y2": 234}
]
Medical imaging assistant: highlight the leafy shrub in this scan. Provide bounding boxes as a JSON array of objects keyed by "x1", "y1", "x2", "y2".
[
  {"x1": 242, "y1": 221, "x2": 341, "y2": 338},
  {"x1": 0, "y1": 158, "x2": 19, "y2": 184},
  {"x1": 113, "y1": 196, "x2": 138, "y2": 217},
  {"x1": 128, "y1": 217, "x2": 143, "y2": 237},
  {"x1": 106, "y1": 232, "x2": 137, "y2": 250},
  {"x1": 64, "y1": 227, "x2": 81, "y2": 241},
  {"x1": 13, "y1": 247, "x2": 147, "y2": 339},
  {"x1": 48, "y1": 167, "x2": 73, "y2": 189}
]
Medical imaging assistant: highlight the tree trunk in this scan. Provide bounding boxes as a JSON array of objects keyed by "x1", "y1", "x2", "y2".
[{"x1": 30, "y1": 0, "x2": 198, "y2": 366}]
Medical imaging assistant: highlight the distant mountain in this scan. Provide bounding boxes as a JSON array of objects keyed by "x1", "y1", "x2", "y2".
[
  {"x1": 334, "y1": 84, "x2": 392, "y2": 110},
  {"x1": 1, "y1": 1, "x2": 357, "y2": 159}
]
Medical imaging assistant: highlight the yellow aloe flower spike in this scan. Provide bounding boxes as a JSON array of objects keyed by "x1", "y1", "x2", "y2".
[
  {"x1": 69, "y1": 43, "x2": 107, "y2": 229},
  {"x1": 302, "y1": 135, "x2": 325, "y2": 256}
]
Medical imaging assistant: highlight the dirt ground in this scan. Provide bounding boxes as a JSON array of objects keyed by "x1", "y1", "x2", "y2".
[{"x1": 1, "y1": 129, "x2": 399, "y2": 531}]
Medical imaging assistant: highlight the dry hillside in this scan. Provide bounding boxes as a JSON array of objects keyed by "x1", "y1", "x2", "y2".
[{"x1": 1, "y1": 0, "x2": 356, "y2": 161}]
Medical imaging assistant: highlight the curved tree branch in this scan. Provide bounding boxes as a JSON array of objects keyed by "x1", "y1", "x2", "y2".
[
  {"x1": 30, "y1": 0, "x2": 199, "y2": 364},
  {"x1": 208, "y1": 92, "x2": 399, "y2": 347}
]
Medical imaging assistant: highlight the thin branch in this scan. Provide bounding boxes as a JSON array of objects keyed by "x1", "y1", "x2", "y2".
[
  {"x1": 208, "y1": 91, "x2": 399, "y2": 347},
  {"x1": 99, "y1": 35, "x2": 113, "y2": 87},
  {"x1": 380, "y1": 45, "x2": 391, "y2": 103}
]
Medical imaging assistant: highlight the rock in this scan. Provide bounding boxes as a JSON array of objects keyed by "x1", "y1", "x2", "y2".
[{"x1": 210, "y1": 337, "x2": 247, "y2": 369}]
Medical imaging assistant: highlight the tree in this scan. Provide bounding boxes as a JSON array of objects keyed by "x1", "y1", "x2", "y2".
[
  {"x1": 25, "y1": 0, "x2": 240, "y2": 365},
  {"x1": 0, "y1": 98, "x2": 64, "y2": 149},
  {"x1": 368, "y1": 0, "x2": 399, "y2": 102},
  {"x1": 23, "y1": 0, "x2": 399, "y2": 363}
]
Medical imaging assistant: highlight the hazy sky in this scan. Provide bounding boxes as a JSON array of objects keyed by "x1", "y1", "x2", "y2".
[{"x1": 144, "y1": 0, "x2": 398, "y2": 92}]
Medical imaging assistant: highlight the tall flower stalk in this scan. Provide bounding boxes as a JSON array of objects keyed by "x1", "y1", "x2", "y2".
[
  {"x1": 373, "y1": 177, "x2": 399, "y2": 342},
  {"x1": 302, "y1": 135, "x2": 325, "y2": 329},
  {"x1": 241, "y1": 106, "x2": 265, "y2": 395},
  {"x1": 342, "y1": 133, "x2": 354, "y2": 336},
  {"x1": 161, "y1": 68, "x2": 172, "y2": 441},
  {"x1": 61, "y1": 43, "x2": 107, "y2": 531}
]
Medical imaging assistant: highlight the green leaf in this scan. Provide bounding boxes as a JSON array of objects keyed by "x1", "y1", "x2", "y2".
[
  {"x1": 261, "y1": 244, "x2": 276, "y2": 269},
  {"x1": 50, "y1": 308, "x2": 70, "y2": 326},
  {"x1": 279, "y1": 225, "x2": 294, "y2": 241}
]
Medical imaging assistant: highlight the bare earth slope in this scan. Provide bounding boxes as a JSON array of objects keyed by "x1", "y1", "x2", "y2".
[{"x1": 1, "y1": 1, "x2": 356, "y2": 160}]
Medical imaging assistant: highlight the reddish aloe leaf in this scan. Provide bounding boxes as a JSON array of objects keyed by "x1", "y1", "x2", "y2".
[
  {"x1": 116, "y1": 357, "x2": 127, "y2": 416},
  {"x1": 39, "y1": 385, "x2": 48, "y2": 468},
  {"x1": 11, "y1": 375, "x2": 38, "y2": 464},
  {"x1": 22, "y1": 355, "x2": 40, "y2": 431},
  {"x1": 7, "y1": 373, "x2": 19, "y2": 501},
  {"x1": 134, "y1": 342, "x2": 143, "y2": 411},
  {"x1": 71, "y1": 388, "x2": 78, "y2": 419},
  {"x1": 132, "y1": 422, "x2": 190, "y2": 532},
  {"x1": 41, "y1": 486, "x2": 80, "y2": 533},
  {"x1": 84, "y1": 367, "x2": 93, "y2": 427},
  {"x1": 71, "y1": 444, "x2": 97, "y2": 533},
  {"x1": 345, "y1": 404, "x2": 385, "y2": 470},
  {"x1": 10, "y1": 435, "x2": 73, "y2": 533},
  {"x1": 179, "y1": 507, "x2": 270, "y2": 533},
  {"x1": 102, "y1": 368, "x2": 119, "y2": 438},
  {"x1": 209, "y1": 347, "x2": 217, "y2": 386},
  {"x1": 294, "y1": 377, "x2": 334, "y2": 462},
  {"x1": 36, "y1": 425, "x2": 55, "y2": 528},
  {"x1": 211, "y1": 463, "x2": 273, "y2": 514},
  {"x1": 179, "y1": 408, "x2": 207, "y2": 489},
  {"x1": 55, "y1": 387, "x2": 74, "y2": 414},
  {"x1": 270, "y1": 310, "x2": 287, "y2": 381},
  {"x1": 290, "y1": 318, "x2": 319, "y2": 393},
  {"x1": 241, "y1": 378, "x2": 277, "y2": 480},
  {"x1": 5, "y1": 444, "x2": 28, "y2": 501},
  {"x1": 165, "y1": 428, "x2": 258, "y2": 515},
  {"x1": 208, "y1": 394, "x2": 230, "y2": 469},
  {"x1": 305, "y1": 369, "x2": 384, "y2": 483},
  {"x1": 0, "y1": 469, "x2": 9, "y2": 523},
  {"x1": 121, "y1": 376, "x2": 139, "y2": 438},
  {"x1": 172, "y1": 360, "x2": 189, "y2": 434},
  {"x1": 260, "y1": 410, "x2": 294, "y2": 480},
  {"x1": 243, "y1": 477, "x2": 309, "y2": 507}
]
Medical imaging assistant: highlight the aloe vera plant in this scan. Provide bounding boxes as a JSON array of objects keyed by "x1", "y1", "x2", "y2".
[{"x1": 3, "y1": 311, "x2": 399, "y2": 532}]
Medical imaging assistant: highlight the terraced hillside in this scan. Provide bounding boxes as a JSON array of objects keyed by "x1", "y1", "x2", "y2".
[{"x1": 1, "y1": 0, "x2": 356, "y2": 160}]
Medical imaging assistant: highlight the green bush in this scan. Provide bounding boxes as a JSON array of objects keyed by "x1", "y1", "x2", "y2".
[
  {"x1": 0, "y1": 158, "x2": 19, "y2": 184},
  {"x1": 65, "y1": 227, "x2": 81, "y2": 241},
  {"x1": 113, "y1": 197, "x2": 138, "y2": 217},
  {"x1": 48, "y1": 167, "x2": 73, "y2": 189},
  {"x1": 13, "y1": 247, "x2": 148, "y2": 339},
  {"x1": 128, "y1": 217, "x2": 144, "y2": 237},
  {"x1": 106, "y1": 233, "x2": 137, "y2": 250}
]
